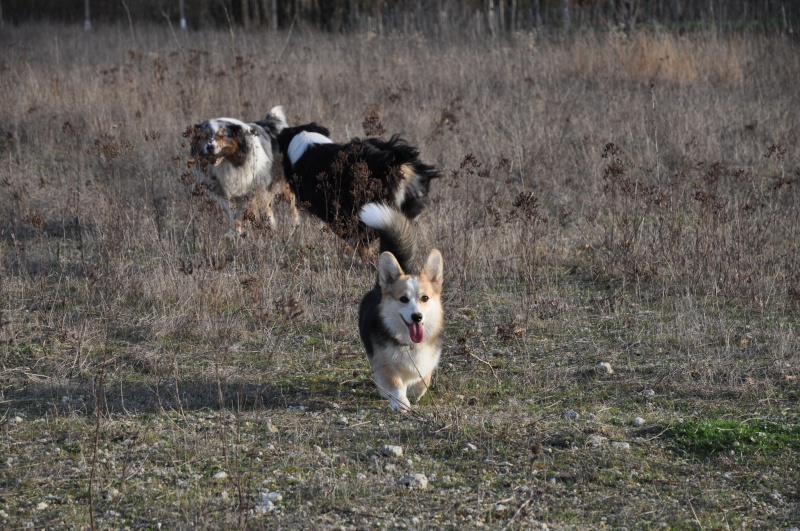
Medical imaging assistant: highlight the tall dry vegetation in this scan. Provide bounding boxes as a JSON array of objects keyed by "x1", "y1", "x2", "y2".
[
  {"x1": 0, "y1": 24, "x2": 798, "y2": 392},
  {"x1": 0, "y1": 22, "x2": 799, "y2": 529}
]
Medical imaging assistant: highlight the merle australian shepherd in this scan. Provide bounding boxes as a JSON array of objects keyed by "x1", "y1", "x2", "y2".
[
  {"x1": 189, "y1": 106, "x2": 297, "y2": 235},
  {"x1": 276, "y1": 123, "x2": 440, "y2": 245}
]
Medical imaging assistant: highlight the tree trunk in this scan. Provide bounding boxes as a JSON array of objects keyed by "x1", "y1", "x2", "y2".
[
  {"x1": 241, "y1": 0, "x2": 250, "y2": 29},
  {"x1": 179, "y1": 0, "x2": 187, "y2": 29},
  {"x1": 251, "y1": 0, "x2": 261, "y2": 27},
  {"x1": 348, "y1": 0, "x2": 359, "y2": 30},
  {"x1": 498, "y1": 0, "x2": 504, "y2": 35},
  {"x1": 487, "y1": 0, "x2": 495, "y2": 37},
  {"x1": 671, "y1": 0, "x2": 681, "y2": 24},
  {"x1": 624, "y1": 1, "x2": 632, "y2": 35}
]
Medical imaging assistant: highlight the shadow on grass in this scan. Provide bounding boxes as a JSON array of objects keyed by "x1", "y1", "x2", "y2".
[{"x1": 5, "y1": 374, "x2": 379, "y2": 419}]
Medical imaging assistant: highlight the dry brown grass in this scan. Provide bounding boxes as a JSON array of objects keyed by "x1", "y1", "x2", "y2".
[
  {"x1": 0, "y1": 23, "x2": 798, "y2": 529},
  {"x1": 571, "y1": 28, "x2": 747, "y2": 86}
]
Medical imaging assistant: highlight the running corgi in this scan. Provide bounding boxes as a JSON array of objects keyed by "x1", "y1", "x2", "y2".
[{"x1": 358, "y1": 203, "x2": 444, "y2": 412}]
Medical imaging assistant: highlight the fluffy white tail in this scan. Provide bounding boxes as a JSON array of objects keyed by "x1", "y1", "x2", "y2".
[
  {"x1": 266, "y1": 105, "x2": 286, "y2": 125},
  {"x1": 359, "y1": 203, "x2": 415, "y2": 272},
  {"x1": 359, "y1": 203, "x2": 398, "y2": 231}
]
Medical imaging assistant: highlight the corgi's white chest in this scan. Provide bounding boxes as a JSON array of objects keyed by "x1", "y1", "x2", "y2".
[{"x1": 386, "y1": 342, "x2": 440, "y2": 381}]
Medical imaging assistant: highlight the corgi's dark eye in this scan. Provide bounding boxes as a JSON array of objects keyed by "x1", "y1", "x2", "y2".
[
  {"x1": 421, "y1": 295, "x2": 429, "y2": 302},
  {"x1": 399, "y1": 296, "x2": 410, "y2": 303}
]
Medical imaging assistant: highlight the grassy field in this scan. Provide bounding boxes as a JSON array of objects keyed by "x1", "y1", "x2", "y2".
[{"x1": 1, "y1": 22, "x2": 799, "y2": 529}]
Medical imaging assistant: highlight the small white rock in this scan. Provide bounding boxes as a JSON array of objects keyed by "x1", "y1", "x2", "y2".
[
  {"x1": 563, "y1": 409, "x2": 579, "y2": 421},
  {"x1": 35, "y1": 502, "x2": 48, "y2": 511},
  {"x1": 254, "y1": 499, "x2": 275, "y2": 514},
  {"x1": 586, "y1": 434, "x2": 608, "y2": 447},
  {"x1": 10, "y1": 416, "x2": 23, "y2": 424},
  {"x1": 220, "y1": 491, "x2": 229, "y2": 501},
  {"x1": 633, "y1": 417, "x2": 645, "y2": 427},
  {"x1": 379, "y1": 445, "x2": 403, "y2": 458},
  {"x1": 398, "y1": 473, "x2": 428, "y2": 489},
  {"x1": 257, "y1": 491, "x2": 282, "y2": 503},
  {"x1": 213, "y1": 471, "x2": 228, "y2": 480},
  {"x1": 462, "y1": 443, "x2": 478, "y2": 453},
  {"x1": 494, "y1": 503, "x2": 509, "y2": 514},
  {"x1": 596, "y1": 362, "x2": 614, "y2": 374},
  {"x1": 611, "y1": 441, "x2": 631, "y2": 450},
  {"x1": 642, "y1": 389, "x2": 655, "y2": 397},
  {"x1": 336, "y1": 416, "x2": 348, "y2": 425}
]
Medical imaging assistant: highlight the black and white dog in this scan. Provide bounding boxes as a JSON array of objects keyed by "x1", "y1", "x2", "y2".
[
  {"x1": 189, "y1": 106, "x2": 298, "y2": 234},
  {"x1": 276, "y1": 123, "x2": 440, "y2": 244}
]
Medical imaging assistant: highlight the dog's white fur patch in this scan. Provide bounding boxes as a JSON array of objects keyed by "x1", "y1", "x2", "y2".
[
  {"x1": 265, "y1": 105, "x2": 286, "y2": 124},
  {"x1": 359, "y1": 203, "x2": 397, "y2": 231},
  {"x1": 287, "y1": 131, "x2": 333, "y2": 166}
]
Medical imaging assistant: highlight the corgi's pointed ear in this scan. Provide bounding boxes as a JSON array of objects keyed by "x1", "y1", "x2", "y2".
[
  {"x1": 378, "y1": 252, "x2": 404, "y2": 288},
  {"x1": 422, "y1": 249, "x2": 443, "y2": 290}
]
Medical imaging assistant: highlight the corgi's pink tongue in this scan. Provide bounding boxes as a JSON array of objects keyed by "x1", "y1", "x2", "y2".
[{"x1": 409, "y1": 323, "x2": 424, "y2": 344}]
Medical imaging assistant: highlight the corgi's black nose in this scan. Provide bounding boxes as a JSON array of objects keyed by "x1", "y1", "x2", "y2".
[{"x1": 411, "y1": 313, "x2": 423, "y2": 323}]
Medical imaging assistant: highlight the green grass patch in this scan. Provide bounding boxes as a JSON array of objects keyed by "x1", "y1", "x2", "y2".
[{"x1": 666, "y1": 418, "x2": 800, "y2": 458}]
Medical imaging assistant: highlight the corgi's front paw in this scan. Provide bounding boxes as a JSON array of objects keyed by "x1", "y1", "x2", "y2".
[{"x1": 389, "y1": 396, "x2": 412, "y2": 413}]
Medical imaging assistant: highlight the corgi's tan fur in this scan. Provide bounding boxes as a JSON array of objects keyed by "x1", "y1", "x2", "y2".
[{"x1": 358, "y1": 203, "x2": 444, "y2": 412}]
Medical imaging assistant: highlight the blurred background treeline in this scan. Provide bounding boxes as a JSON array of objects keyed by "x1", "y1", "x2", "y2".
[{"x1": 0, "y1": 0, "x2": 797, "y2": 34}]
